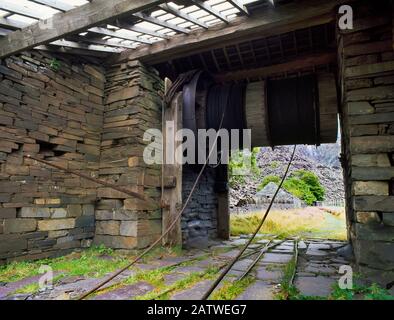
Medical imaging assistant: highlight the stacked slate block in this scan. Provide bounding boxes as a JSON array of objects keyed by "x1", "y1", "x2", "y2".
[
  {"x1": 95, "y1": 60, "x2": 163, "y2": 251},
  {"x1": 182, "y1": 166, "x2": 218, "y2": 247},
  {"x1": 337, "y1": 1, "x2": 394, "y2": 280},
  {"x1": 0, "y1": 51, "x2": 105, "y2": 264}
]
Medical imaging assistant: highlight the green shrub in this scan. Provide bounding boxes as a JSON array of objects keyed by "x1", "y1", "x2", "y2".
[
  {"x1": 292, "y1": 170, "x2": 325, "y2": 202},
  {"x1": 257, "y1": 170, "x2": 325, "y2": 206}
]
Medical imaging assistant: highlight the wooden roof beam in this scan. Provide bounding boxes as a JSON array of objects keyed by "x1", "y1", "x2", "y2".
[
  {"x1": 49, "y1": 39, "x2": 123, "y2": 53},
  {"x1": 191, "y1": 1, "x2": 229, "y2": 23},
  {"x1": 114, "y1": 19, "x2": 170, "y2": 39},
  {"x1": 28, "y1": 0, "x2": 75, "y2": 12},
  {"x1": 227, "y1": 0, "x2": 249, "y2": 15},
  {"x1": 115, "y1": 0, "x2": 345, "y2": 65},
  {"x1": 35, "y1": 45, "x2": 109, "y2": 57},
  {"x1": 69, "y1": 34, "x2": 137, "y2": 49},
  {"x1": 88, "y1": 27, "x2": 153, "y2": 44},
  {"x1": 214, "y1": 51, "x2": 336, "y2": 82},
  {"x1": 133, "y1": 12, "x2": 190, "y2": 34},
  {"x1": 0, "y1": 18, "x2": 29, "y2": 31},
  {"x1": 159, "y1": 3, "x2": 209, "y2": 29},
  {"x1": 0, "y1": 0, "x2": 48, "y2": 19},
  {"x1": 0, "y1": 0, "x2": 165, "y2": 58}
]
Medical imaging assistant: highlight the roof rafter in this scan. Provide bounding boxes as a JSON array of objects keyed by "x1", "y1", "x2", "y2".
[
  {"x1": 0, "y1": 0, "x2": 165, "y2": 58},
  {"x1": 114, "y1": 19, "x2": 170, "y2": 39},
  {"x1": 28, "y1": 0, "x2": 75, "y2": 12},
  {"x1": 190, "y1": 1, "x2": 229, "y2": 23},
  {"x1": 88, "y1": 27, "x2": 153, "y2": 44},
  {"x1": 49, "y1": 39, "x2": 123, "y2": 53},
  {"x1": 68, "y1": 34, "x2": 137, "y2": 49},
  {"x1": 133, "y1": 12, "x2": 190, "y2": 34},
  {"x1": 159, "y1": 3, "x2": 209, "y2": 29},
  {"x1": 227, "y1": 0, "x2": 250, "y2": 15},
  {"x1": 214, "y1": 51, "x2": 336, "y2": 82},
  {"x1": 0, "y1": 0, "x2": 48, "y2": 19},
  {"x1": 114, "y1": 0, "x2": 344, "y2": 65},
  {"x1": 0, "y1": 18, "x2": 28, "y2": 31}
]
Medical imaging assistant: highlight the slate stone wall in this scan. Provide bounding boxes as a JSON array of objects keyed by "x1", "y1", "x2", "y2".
[
  {"x1": 0, "y1": 51, "x2": 105, "y2": 264},
  {"x1": 338, "y1": 1, "x2": 394, "y2": 279},
  {"x1": 182, "y1": 165, "x2": 218, "y2": 246},
  {"x1": 94, "y1": 60, "x2": 163, "y2": 250}
]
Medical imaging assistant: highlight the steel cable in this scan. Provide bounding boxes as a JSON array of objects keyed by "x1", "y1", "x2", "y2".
[
  {"x1": 76, "y1": 84, "x2": 232, "y2": 300},
  {"x1": 201, "y1": 144, "x2": 297, "y2": 300}
]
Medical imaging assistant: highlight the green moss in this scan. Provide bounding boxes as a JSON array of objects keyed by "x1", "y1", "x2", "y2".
[
  {"x1": 211, "y1": 277, "x2": 255, "y2": 300},
  {"x1": 275, "y1": 256, "x2": 298, "y2": 300},
  {"x1": 0, "y1": 245, "x2": 186, "y2": 285},
  {"x1": 134, "y1": 267, "x2": 220, "y2": 300},
  {"x1": 257, "y1": 170, "x2": 325, "y2": 206},
  {"x1": 329, "y1": 282, "x2": 394, "y2": 300}
]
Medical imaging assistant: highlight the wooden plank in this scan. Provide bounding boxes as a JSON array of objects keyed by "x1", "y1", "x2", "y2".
[
  {"x1": 88, "y1": 27, "x2": 153, "y2": 44},
  {"x1": 116, "y1": 0, "x2": 345, "y2": 64},
  {"x1": 227, "y1": 0, "x2": 250, "y2": 15},
  {"x1": 29, "y1": 0, "x2": 75, "y2": 12},
  {"x1": 0, "y1": 0, "x2": 47, "y2": 19},
  {"x1": 70, "y1": 34, "x2": 137, "y2": 49},
  {"x1": 35, "y1": 45, "x2": 109, "y2": 57},
  {"x1": 0, "y1": 28, "x2": 12, "y2": 37},
  {"x1": 49, "y1": 39, "x2": 123, "y2": 53},
  {"x1": 162, "y1": 85, "x2": 183, "y2": 246},
  {"x1": 0, "y1": 18, "x2": 29, "y2": 31},
  {"x1": 214, "y1": 52, "x2": 336, "y2": 82},
  {"x1": 217, "y1": 169, "x2": 230, "y2": 240},
  {"x1": 159, "y1": 3, "x2": 208, "y2": 29},
  {"x1": 114, "y1": 19, "x2": 170, "y2": 39},
  {"x1": 0, "y1": 0, "x2": 164, "y2": 58},
  {"x1": 191, "y1": 0, "x2": 229, "y2": 23},
  {"x1": 133, "y1": 12, "x2": 190, "y2": 34}
]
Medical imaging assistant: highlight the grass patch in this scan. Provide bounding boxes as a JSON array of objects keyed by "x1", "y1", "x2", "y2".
[
  {"x1": 329, "y1": 282, "x2": 394, "y2": 300},
  {"x1": 230, "y1": 208, "x2": 347, "y2": 241},
  {"x1": 0, "y1": 245, "x2": 183, "y2": 284},
  {"x1": 134, "y1": 266, "x2": 221, "y2": 300},
  {"x1": 13, "y1": 274, "x2": 65, "y2": 295},
  {"x1": 211, "y1": 277, "x2": 255, "y2": 300},
  {"x1": 275, "y1": 257, "x2": 298, "y2": 300}
]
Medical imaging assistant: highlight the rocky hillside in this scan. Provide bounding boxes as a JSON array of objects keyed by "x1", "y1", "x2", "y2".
[{"x1": 230, "y1": 142, "x2": 345, "y2": 209}]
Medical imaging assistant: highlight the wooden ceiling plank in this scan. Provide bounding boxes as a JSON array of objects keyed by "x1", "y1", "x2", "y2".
[
  {"x1": 159, "y1": 3, "x2": 209, "y2": 29},
  {"x1": 49, "y1": 39, "x2": 123, "y2": 53},
  {"x1": 214, "y1": 51, "x2": 336, "y2": 82},
  {"x1": 28, "y1": 0, "x2": 75, "y2": 12},
  {"x1": 69, "y1": 34, "x2": 136, "y2": 49},
  {"x1": 115, "y1": 0, "x2": 345, "y2": 65},
  {"x1": 88, "y1": 27, "x2": 153, "y2": 44},
  {"x1": 0, "y1": 18, "x2": 29, "y2": 31},
  {"x1": 35, "y1": 45, "x2": 109, "y2": 57},
  {"x1": 227, "y1": 0, "x2": 249, "y2": 15},
  {"x1": 114, "y1": 19, "x2": 170, "y2": 39},
  {"x1": 133, "y1": 12, "x2": 190, "y2": 34},
  {"x1": 0, "y1": 0, "x2": 48, "y2": 19},
  {"x1": 0, "y1": 0, "x2": 165, "y2": 58},
  {"x1": 191, "y1": 0, "x2": 229, "y2": 23}
]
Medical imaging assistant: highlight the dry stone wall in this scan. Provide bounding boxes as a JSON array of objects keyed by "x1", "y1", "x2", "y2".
[
  {"x1": 0, "y1": 51, "x2": 105, "y2": 264},
  {"x1": 94, "y1": 60, "x2": 163, "y2": 250},
  {"x1": 338, "y1": 1, "x2": 394, "y2": 278},
  {"x1": 182, "y1": 165, "x2": 218, "y2": 247}
]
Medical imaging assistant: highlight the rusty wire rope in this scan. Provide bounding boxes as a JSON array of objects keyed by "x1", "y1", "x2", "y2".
[
  {"x1": 201, "y1": 144, "x2": 297, "y2": 300},
  {"x1": 73, "y1": 84, "x2": 231, "y2": 300},
  {"x1": 24, "y1": 155, "x2": 147, "y2": 201}
]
